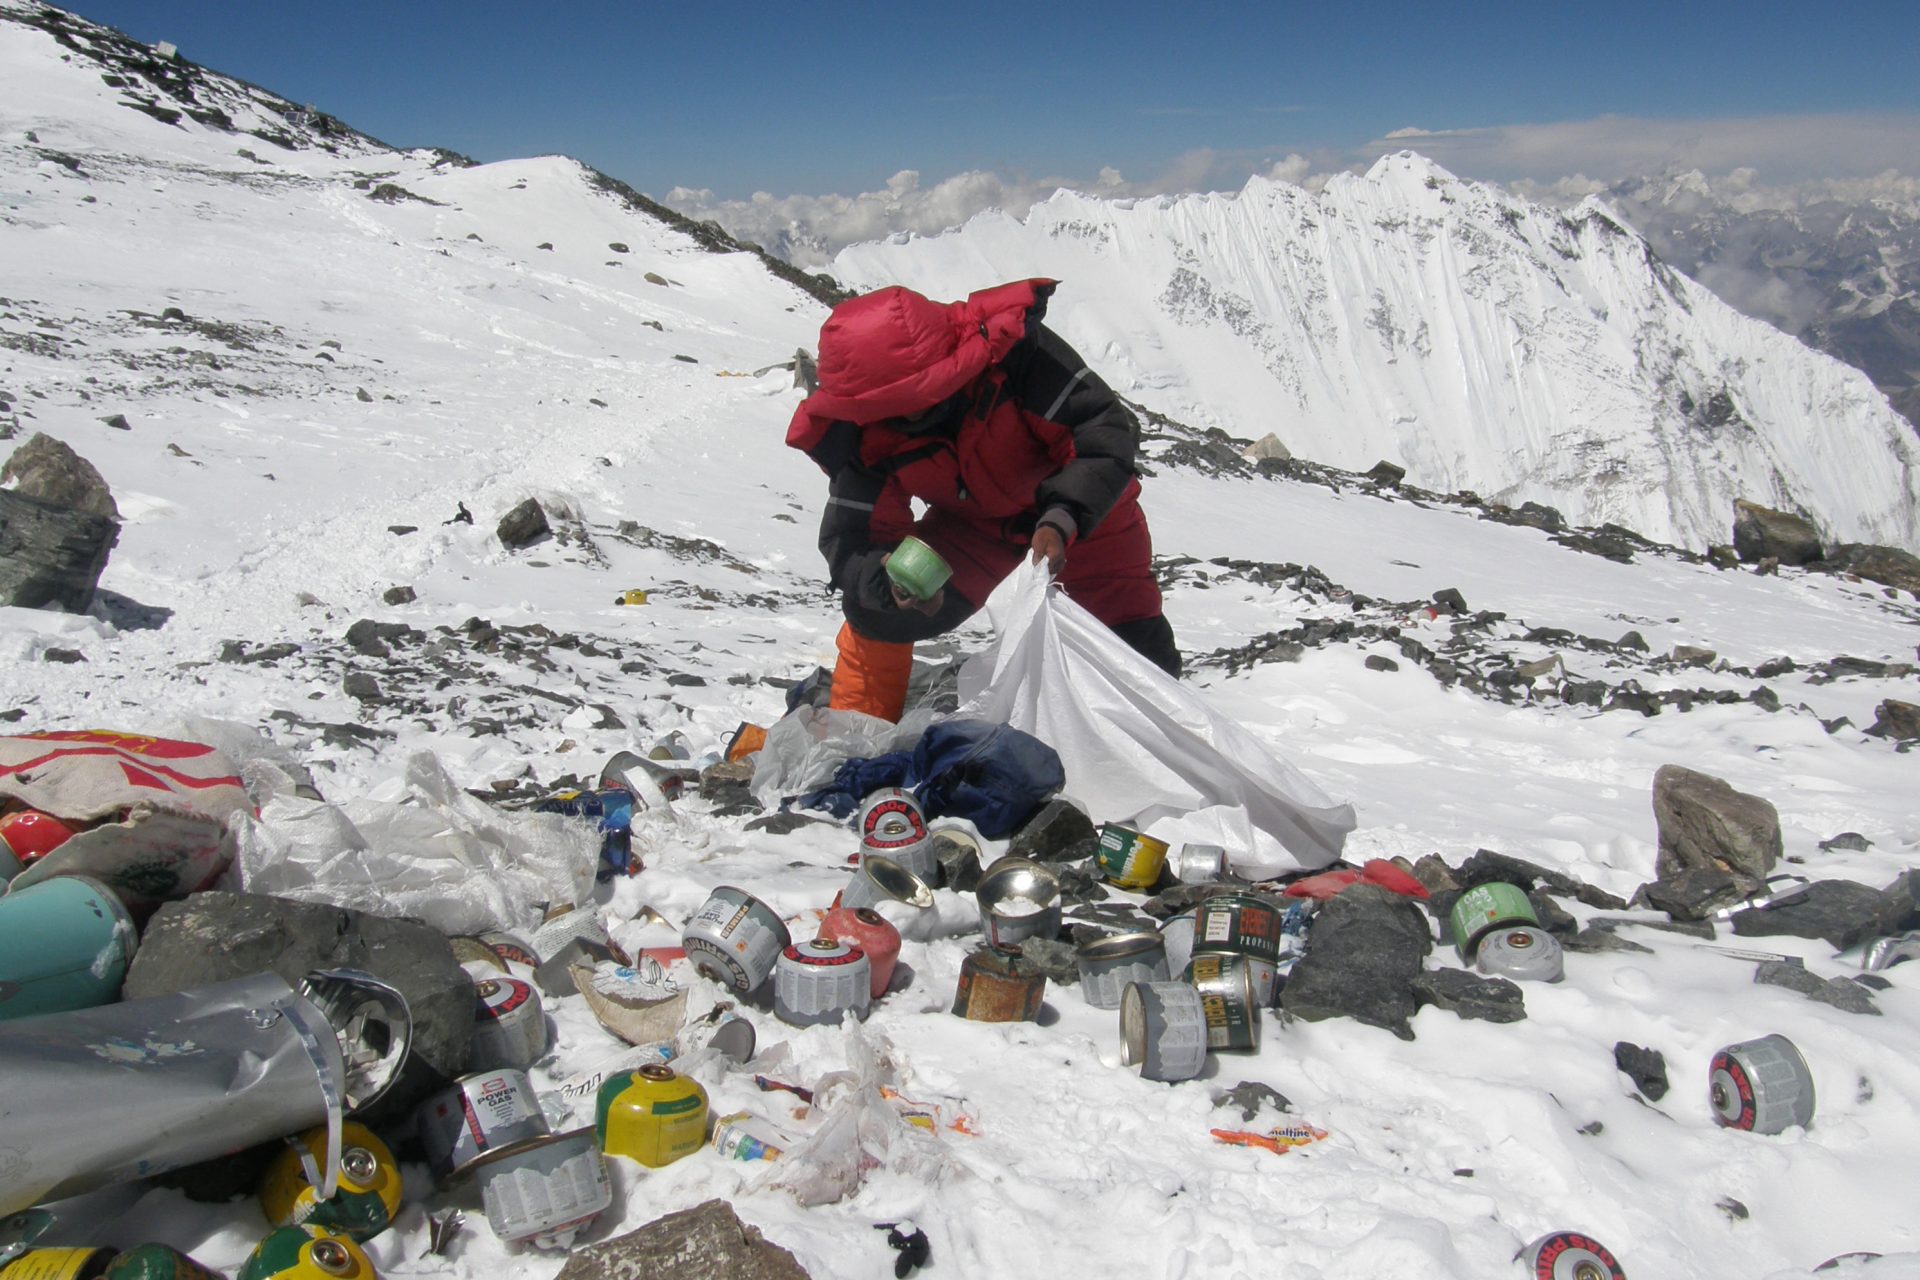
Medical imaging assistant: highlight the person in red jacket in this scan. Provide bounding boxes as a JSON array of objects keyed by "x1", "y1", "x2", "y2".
[{"x1": 787, "y1": 278, "x2": 1180, "y2": 721}]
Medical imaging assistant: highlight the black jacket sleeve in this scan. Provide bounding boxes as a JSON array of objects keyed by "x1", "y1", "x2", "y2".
[{"x1": 1001, "y1": 322, "x2": 1140, "y2": 538}]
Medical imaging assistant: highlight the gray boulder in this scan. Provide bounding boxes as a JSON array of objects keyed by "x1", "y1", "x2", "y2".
[
  {"x1": 1732, "y1": 499, "x2": 1823, "y2": 566},
  {"x1": 1729, "y1": 879, "x2": 1909, "y2": 951},
  {"x1": 1819, "y1": 543, "x2": 1920, "y2": 594},
  {"x1": 1411, "y1": 967, "x2": 1526, "y2": 1023},
  {"x1": 1280, "y1": 885, "x2": 1432, "y2": 1039},
  {"x1": 1007, "y1": 797, "x2": 1098, "y2": 863},
  {"x1": 0, "y1": 489, "x2": 119, "y2": 611},
  {"x1": 496, "y1": 497, "x2": 550, "y2": 548},
  {"x1": 1652, "y1": 765, "x2": 1781, "y2": 895},
  {"x1": 1755, "y1": 960, "x2": 1880, "y2": 1016},
  {"x1": 2, "y1": 431, "x2": 118, "y2": 517},
  {"x1": 1613, "y1": 1042, "x2": 1670, "y2": 1099},
  {"x1": 554, "y1": 1199, "x2": 812, "y2": 1280},
  {"x1": 1866, "y1": 700, "x2": 1920, "y2": 741},
  {"x1": 124, "y1": 891, "x2": 474, "y2": 1119}
]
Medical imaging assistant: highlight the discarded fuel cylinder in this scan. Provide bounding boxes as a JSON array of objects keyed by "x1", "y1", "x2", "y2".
[
  {"x1": 1709, "y1": 1034, "x2": 1815, "y2": 1133},
  {"x1": 476, "y1": 1128, "x2": 611, "y2": 1252},
  {"x1": 416, "y1": 1069, "x2": 551, "y2": 1185},
  {"x1": 100, "y1": 1245, "x2": 224, "y2": 1280},
  {"x1": 838, "y1": 854, "x2": 933, "y2": 912},
  {"x1": 0, "y1": 874, "x2": 137, "y2": 1022},
  {"x1": 857, "y1": 788, "x2": 934, "y2": 880},
  {"x1": 682, "y1": 886, "x2": 790, "y2": 993},
  {"x1": 1094, "y1": 824, "x2": 1169, "y2": 890},
  {"x1": 773, "y1": 938, "x2": 871, "y2": 1027},
  {"x1": 1187, "y1": 893, "x2": 1282, "y2": 1005},
  {"x1": 677, "y1": 1008, "x2": 757, "y2": 1064},
  {"x1": 469, "y1": 976, "x2": 548, "y2": 1072},
  {"x1": 236, "y1": 1226, "x2": 378, "y2": 1280},
  {"x1": 1173, "y1": 842, "x2": 1228, "y2": 884},
  {"x1": 1076, "y1": 932, "x2": 1170, "y2": 1010},
  {"x1": 1449, "y1": 882, "x2": 1538, "y2": 961},
  {"x1": 595, "y1": 1064, "x2": 709, "y2": 1168},
  {"x1": 951, "y1": 944, "x2": 1046, "y2": 1022},
  {"x1": 1160, "y1": 911, "x2": 1197, "y2": 976},
  {"x1": 0, "y1": 1249, "x2": 113, "y2": 1280},
  {"x1": 1475, "y1": 926, "x2": 1566, "y2": 983},
  {"x1": 976, "y1": 857, "x2": 1063, "y2": 948},
  {"x1": 1120, "y1": 981, "x2": 1209, "y2": 1083},
  {"x1": 1517, "y1": 1230, "x2": 1627, "y2": 1279},
  {"x1": 259, "y1": 1122, "x2": 402, "y2": 1242},
  {"x1": 0, "y1": 808, "x2": 77, "y2": 872},
  {"x1": 712, "y1": 1112, "x2": 788, "y2": 1162},
  {"x1": 816, "y1": 906, "x2": 901, "y2": 999},
  {"x1": 1182, "y1": 953, "x2": 1262, "y2": 1051}
]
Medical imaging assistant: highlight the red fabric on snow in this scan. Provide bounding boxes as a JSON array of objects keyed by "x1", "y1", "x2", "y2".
[{"x1": 1283, "y1": 859, "x2": 1430, "y2": 901}]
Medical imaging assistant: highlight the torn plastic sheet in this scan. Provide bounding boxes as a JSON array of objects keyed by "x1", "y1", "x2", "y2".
[{"x1": 956, "y1": 560, "x2": 1357, "y2": 879}]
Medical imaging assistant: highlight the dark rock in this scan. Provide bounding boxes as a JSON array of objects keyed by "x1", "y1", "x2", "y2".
[
  {"x1": 99, "y1": 412, "x2": 131, "y2": 431},
  {"x1": 1616, "y1": 629, "x2": 1649, "y2": 652},
  {"x1": 666, "y1": 673, "x2": 707, "y2": 687},
  {"x1": 496, "y1": 498, "x2": 549, "y2": 548},
  {"x1": 382, "y1": 585, "x2": 416, "y2": 605},
  {"x1": 1280, "y1": 885, "x2": 1433, "y2": 1039},
  {"x1": 1591, "y1": 913, "x2": 1718, "y2": 939},
  {"x1": 1454, "y1": 849, "x2": 1628, "y2": 909},
  {"x1": 1526, "y1": 890, "x2": 1579, "y2": 938},
  {"x1": 1411, "y1": 967, "x2": 1526, "y2": 1023},
  {"x1": 123, "y1": 891, "x2": 473, "y2": 1120},
  {"x1": 1717, "y1": 1197, "x2": 1749, "y2": 1222},
  {"x1": 1652, "y1": 764, "x2": 1781, "y2": 894},
  {"x1": 1818, "y1": 832, "x2": 1871, "y2": 853},
  {"x1": 1007, "y1": 797, "x2": 1099, "y2": 863},
  {"x1": 1750, "y1": 686, "x2": 1782, "y2": 713},
  {"x1": 933, "y1": 832, "x2": 983, "y2": 892},
  {"x1": 345, "y1": 618, "x2": 418, "y2": 658},
  {"x1": 1866, "y1": 699, "x2": 1920, "y2": 741},
  {"x1": 0, "y1": 488, "x2": 119, "y2": 611},
  {"x1": 1, "y1": 431, "x2": 118, "y2": 517},
  {"x1": 1733, "y1": 499, "x2": 1823, "y2": 566},
  {"x1": 1016, "y1": 937, "x2": 1080, "y2": 984},
  {"x1": 1409, "y1": 854, "x2": 1459, "y2": 894},
  {"x1": 356, "y1": 387, "x2": 373, "y2": 403},
  {"x1": 643, "y1": 271, "x2": 670, "y2": 286},
  {"x1": 1880, "y1": 871, "x2": 1920, "y2": 930},
  {"x1": 1707, "y1": 544, "x2": 1739, "y2": 569},
  {"x1": 1729, "y1": 879, "x2": 1908, "y2": 950},
  {"x1": 1430, "y1": 587, "x2": 1468, "y2": 615},
  {"x1": 1639, "y1": 865, "x2": 1744, "y2": 921},
  {"x1": 1613, "y1": 1042, "x2": 1669, "y2": 1100},
  {"x1": 1816, "y1": 543, "x2": 1920, "y2": 594},
  {"x1": 1212, "y1": 1080, "x2": 1292, "y2": 1121},
  {"x1": 698, "y1": 760, "x2": 755, "y2": 798},
  {"x1": 342, "y1": 671, "x2": 381, "y2": 701},
  {"x1": 1364, "y1": 460, "x2": 1406, "y2": 486},
  {"x1": 1141, "y1": 882, "x2": 1257, "y2": 921},
  {"x1": 388, "y1": 525, "x2": 418, "y2": 536},
  {"x1": 1755, "y1": 960, "x2": 1880, "y2": 1016},
  {"x1": 1854, "y1": 973, "x2": 1894, "y2": 992},
  {"x1": 746, "y1": 812, "x2": 829, "y2": 835},
  {"x1": 1672, "y1": 645, "x2": 1717, "y2": 667},
  {"x1": 608, "y1": 242, "x2": 629, "y2": 253},
  {"x1": 1364, "y1": 655, "x2": 1400, "y2": 672},
  {"x1": 43, "y1": 647, "x2": 84, "y2": 664},
  {"x1": 1564, "y1": 928, "x2": 1654, "y2": 955},
  {"x1": 553, "y1": 1199, "x2": 811, "y2": 1280},
  {"x1": 1753, "y1": 656, "x2": 1796, "y2": 679}
]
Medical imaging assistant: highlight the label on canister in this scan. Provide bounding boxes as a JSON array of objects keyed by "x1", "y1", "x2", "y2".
[
  {"x1": 1120, "y1": 981, "x2": 1208, "y2": 1083},
  {"x1": 712, "y1": 1112, "x2": 787, "y2": 1162},
  {"x1": 259, "y1": 1121, "x2": 402, "y2": 1242},
  {"x1": 0, "y1": 1249, "x2": 113, "y2": 1280},
  {"x1": 1095, "y1": 825, "x2": 1170, "y2": 890},
  {"x1": 1192, "y1": 893, "x2": 1283, "y2": 963},
  {"x1": 1182, "y1": 954, "x2": 1262, "y2": 1051},
  {"x1": 1449, "y1": 882, "x2": 1538, "y2": 959},
  {"x1": 1517, "y1": 1231, "x2": 1627, "y2": 1279},
  {"x1": 417, "y1": 1069, "x2": 549, "y2": 1183},
  {"x1": 477, "y1": 1129, "x2": 612, "y2": 1251},
  {"x1": 101, "y1": 1244, "x2": 224, "y2": 1280},
  {"x1": 1077, "y1": 932, "x2": 1170, "y2": 1010},
  {"x1": 773, "y1": 938, "x2": 871, "y2": 1027},
  {"x1": 471, "y1": 977, "x2": 548, "y2": 1071},
  {"x1": 595, "y1": 1064, "x2": 709, "y2": 1168},
  {"x1": 682, "y1": 887, "x2": 790, "y2": 992},
  {"x1": 235, "y1": 1226, "x2": 377, "y2": 1280}
]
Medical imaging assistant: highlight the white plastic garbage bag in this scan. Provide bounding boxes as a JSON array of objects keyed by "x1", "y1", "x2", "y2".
[
  {"x1": 749, "y1": 702, "x2": 938, "y2": 810},
  {"x1": 956, "y1": 559, "x2": 1356, "y2": 879}
]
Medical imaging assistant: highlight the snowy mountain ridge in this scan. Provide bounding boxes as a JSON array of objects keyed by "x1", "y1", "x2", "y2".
[{"x1": 833, "y1": 156, "x2": 1920, "y2": 555}]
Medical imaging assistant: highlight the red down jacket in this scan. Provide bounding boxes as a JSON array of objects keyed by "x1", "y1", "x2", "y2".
[{"x1": 786, "y1": 279, "x2": 1162, "y2": 641}]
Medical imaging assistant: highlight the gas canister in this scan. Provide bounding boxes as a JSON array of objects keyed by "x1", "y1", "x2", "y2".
[{"x1": 595, "y1": 1064, "x2": 708, "y2": 1168}]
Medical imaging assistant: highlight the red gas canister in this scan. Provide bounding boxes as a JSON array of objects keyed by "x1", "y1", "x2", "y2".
[{"x1": 817, "y1": 906, "x2": 900, "y2": 999}]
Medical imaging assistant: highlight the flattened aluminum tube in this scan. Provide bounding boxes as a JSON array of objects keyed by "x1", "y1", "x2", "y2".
[{"x1": 0, "y1": 972, "x2": 345, "y2": 1216}]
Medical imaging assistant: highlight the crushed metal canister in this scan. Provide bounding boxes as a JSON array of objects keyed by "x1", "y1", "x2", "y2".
[
  {"x1": 682, "y1": 886, "x2": 790, "y2": 993},
  {"x1": 1709, "y1": 1034, "x2": 1815, "y2": 1134},
  {"x1": 0, "y1": 1249, "x2": 113, "y2": 1280},
  {"x1": 1094, "y1": 824, "x2": 1169, "y2": 890},
  {"x1": 476, "y1": 1128, "x2": 611, "y2": 1252},
  {"x1": 0, "y1": 874, "x2": 138, "y2": 1023},
  {"x1": 1517, "y1": 1230, "x2": 1626, "y2": 1279},
  {"x1": 1120, "y1": 981, "x2": 1208, "y2": 1083},
  {"x1": 101, "y1": 1244, "x2": 224, "y2": 1280},
  {"x1": 260, "y1": 1122, "x2": 401, "y2": 1242},
  {"x1": 236, "y1": 1226, "x2": 377, "y2": 1280},
  {"x1": 1076, "y1": 932, "x2": 1170, "y2": 1010},
  {"x1": 1476, "y1": 926, "x2": 1565, "y2": 982},
  {"x1": 951, "y1": 944, "x2": 1046, "y2": 1022},
  {"x1": 1449, "y1": 882, "x2": 1538, "y2": 961},
  {"x1": 595, "y1": 1064, "x2": 708, "y2": 1168},
  {"x1": 976, "y1": 857, "x2": 1063, "y2": 948},
  {"x1": 0, "y1": 970, "x2": 408, "y2": 1218}
]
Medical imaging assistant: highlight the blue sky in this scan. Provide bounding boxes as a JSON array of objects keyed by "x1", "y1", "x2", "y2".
[{"x1": 63, "y1": 0, "x2": 1920, "y2": 199}]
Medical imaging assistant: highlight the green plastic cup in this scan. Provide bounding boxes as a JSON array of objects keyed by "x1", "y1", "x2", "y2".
[{"x1": 885, "y1": 536, "x2": 952, "y2": 601}]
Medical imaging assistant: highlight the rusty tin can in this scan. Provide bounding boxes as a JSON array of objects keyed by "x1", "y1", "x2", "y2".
[
  {"x1": 682, "y1": 886, "x2": 791, "y2": 993},
  {"x1": 469, "y1": 976, "x2": 548, "y2": 1072},
  {"x1": 1076, "y1": 932, "x2": 1170, "y2": 1010},
  {"x1": 1182, "y1": 953, "x2": 1262, "y2": 1051},
  {"x1": 416, "y1": 1068, "x2": 550, "y2": 1185},
  {"x1": 1094, "y1": 824, "x2": 1169, "y2": 890},
  {"x1": 476, "y1": 1128, "x2": 611, "y2": 1252},
  {"x1": 773, "y1": 938, "x2": 872, "y2": 1028},
  {"x1": 1119, "y1": 981, "x2": 1209, "y2": 1083},
  {"x1": 951, "y1": 945, "x2": 1046, "y2": 1022},
  {"x1": 595, "y1": 1064, "x2": 708, "y2": 1168},
  {"x1": 259, "y1": 1121, "x2": 402, "y2": 1242}
]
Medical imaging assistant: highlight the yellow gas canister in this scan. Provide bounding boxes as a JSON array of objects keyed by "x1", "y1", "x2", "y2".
[
  {"x1": 595, "y1": 1063, "x2": 708, "y2": 1168},
  {"x1": 236, "y1": 1227, "x2": 378, "y2": 1280},
  {"x1": 258, "y1": 1123, "x2": 403, "y2": 1242},
  {"x1": 0, "y1": 1249, "x2": 113, "y2": 1280}
]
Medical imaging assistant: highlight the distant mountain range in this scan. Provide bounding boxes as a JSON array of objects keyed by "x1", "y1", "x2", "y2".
[{"x1": 830, "y1": 158, "x2": 1920, "y2": 554}]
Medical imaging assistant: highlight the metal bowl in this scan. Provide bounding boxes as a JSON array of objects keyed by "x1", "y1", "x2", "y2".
[{"x1": 975, "y1": 857, "x2": 1063, "y2": 947}]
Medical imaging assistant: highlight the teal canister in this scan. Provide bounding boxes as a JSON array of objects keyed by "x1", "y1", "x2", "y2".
[{"x1": 0, "y1": 874, "x2": 139, "y2": 1021}]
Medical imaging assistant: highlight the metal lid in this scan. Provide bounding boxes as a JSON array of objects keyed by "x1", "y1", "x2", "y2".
[{"x1": 1077, "y1": 931, "x2": 1164, "y2": 962}]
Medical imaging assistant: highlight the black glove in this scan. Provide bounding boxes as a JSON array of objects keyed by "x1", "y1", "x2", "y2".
[{"x1": 876, "y1": 1222, "x2": 930, "y2": 1277}]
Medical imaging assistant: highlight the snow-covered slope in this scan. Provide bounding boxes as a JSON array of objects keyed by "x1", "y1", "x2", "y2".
[
  {"x1": 834, "y1": 157, "x2": 1920, "y2": 554},
  {"x1": 6, "y1": 5, "x2": 1920, "y2": 1280}
]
